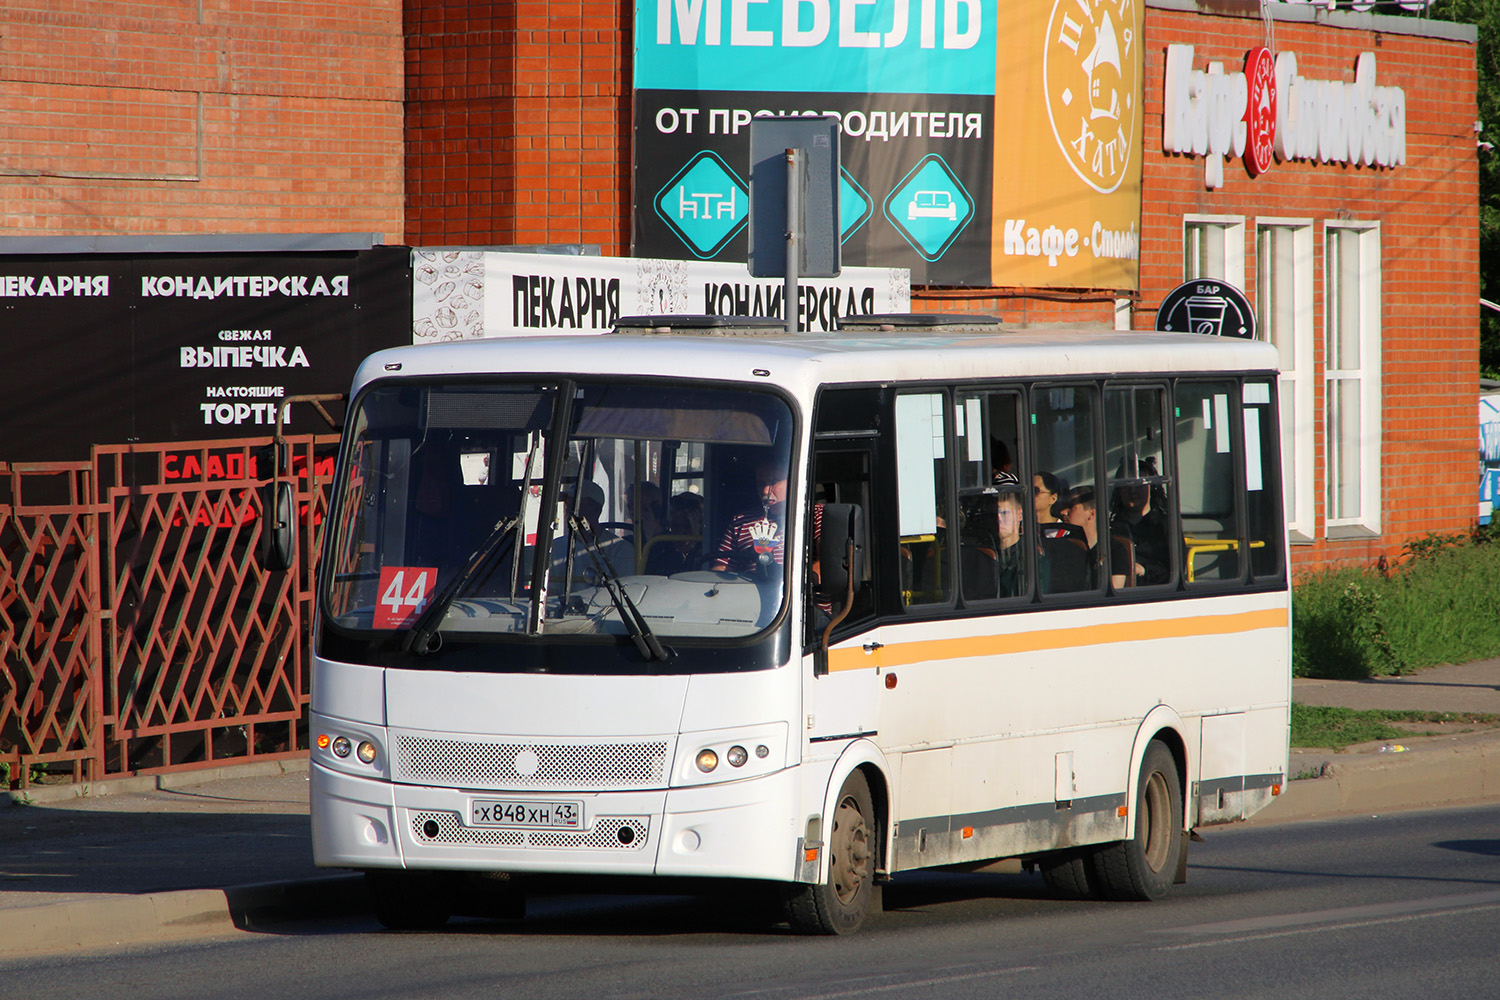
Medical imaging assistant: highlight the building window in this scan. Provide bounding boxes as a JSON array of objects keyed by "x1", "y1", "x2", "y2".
[
  {"x1": 1256, "y1": 221, "x2": 1313, "y2": 539},
  {"x1": 1324, "y1": 222, "x2": 1382, "y2": 535},
  {"x1": 1183, "y1": 216, "x2": 1246, "y2": 289}
]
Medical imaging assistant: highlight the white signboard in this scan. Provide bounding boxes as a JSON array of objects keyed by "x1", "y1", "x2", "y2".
[{"x1": 412, "y1": 250, "x2": 910, "y2": 343}]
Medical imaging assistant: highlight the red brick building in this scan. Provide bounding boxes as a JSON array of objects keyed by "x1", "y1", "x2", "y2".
[
  {"x1": 0, "y1": 1, "x2": 404, "y2": 238},
  {"x1": 1, "y1": 1, "x2": 1479, "y2": 575},
  {"x1": 1136, "y1": 2, "x2": 1479, "y2": 575}
]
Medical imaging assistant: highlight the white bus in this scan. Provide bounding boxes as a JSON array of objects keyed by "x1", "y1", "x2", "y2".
[{"x1": 306, "y1": 315, "x2": 1290, "y2": 934}]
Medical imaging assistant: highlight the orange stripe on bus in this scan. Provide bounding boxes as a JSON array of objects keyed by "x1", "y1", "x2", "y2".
[{"x1": 826, "y1": 607, "x2": 1286, "y2": 673}]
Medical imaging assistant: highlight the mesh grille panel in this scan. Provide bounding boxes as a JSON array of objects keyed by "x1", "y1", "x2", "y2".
[
  {"x1": 411, "y1": 811, "x2": 649, "y2": 851},
  {"x1": 395, "y1": 735, "x2": 670, "y2": 790}
]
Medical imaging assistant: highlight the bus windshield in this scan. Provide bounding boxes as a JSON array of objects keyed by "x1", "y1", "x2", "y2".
[{"x1": 323, "y1": 379, "x2": 797, "y2": 648}]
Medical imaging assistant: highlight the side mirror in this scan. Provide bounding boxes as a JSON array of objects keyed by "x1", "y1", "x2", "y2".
[{"x1": 260, "y1": 480, "x2": 298, "y2": 571}]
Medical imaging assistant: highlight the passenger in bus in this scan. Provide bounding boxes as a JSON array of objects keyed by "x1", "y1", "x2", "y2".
[
  {"x1": 554, "y1": 481, "x2": 635, "y2": 586},
  {"x1": 624, "y1": 481, "x2": 666, "y2": 545},
  {"x1": 711, "y1": 460, "x2": 790, "y2": 574},
  {"x1": 1034, "y1": 471, "x2": 1085, "y2": 544},
  {"x1": 960, "y1": 473, "x2": 1026, "y2": 599},
  {"x1": 1058, "y1": 485, "x2": 1130, "y2": 590},
  {"x1": 1110, "y1": 472, "x2": 1170, "y2": 585},
  {"x1": 644, "y1": 491, "x2": 705, "y2": 576}
]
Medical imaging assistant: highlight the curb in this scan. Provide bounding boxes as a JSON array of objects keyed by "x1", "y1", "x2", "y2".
[
  {"x1": 1252, "y1": 731, "x2": 1500, "y2": 824},
  {"x1": 5, "y1": 757, "x2": 309, "y2": 807},
  {"x1": 0, "y1": 874, "x2": 367, "y2": 960}
]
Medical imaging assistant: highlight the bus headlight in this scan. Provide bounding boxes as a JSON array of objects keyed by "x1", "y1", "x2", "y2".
[
  {"x1": 315, "y1": 725, "x2": 384, "y2": 773},
  {"x1": 674, "y1": 724, "x2": 788, "y2": 786}
]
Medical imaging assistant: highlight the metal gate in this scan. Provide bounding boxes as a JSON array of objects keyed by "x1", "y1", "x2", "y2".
[
  {"x1": 1, "y1": 433, "x2": 337, "y2": 788},
  {"x1": 0, "y1": 462, "x2": 105, "y2": 784}
]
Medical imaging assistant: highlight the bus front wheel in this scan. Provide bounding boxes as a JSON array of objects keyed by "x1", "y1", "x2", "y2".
[
  {"x1": 1092, "y1": 740, "x2": 1184, "y2": 901},
  {"x1": 786, "y1": 770, "x2": 877, "y2": 934},
  {"x1": 367, "y1": 870, "x2": 454, "y2": 930}
]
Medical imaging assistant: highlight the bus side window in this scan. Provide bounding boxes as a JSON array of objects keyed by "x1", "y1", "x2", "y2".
[
  {"x1": 1105, "y1": 384, "x2": 1175, "y2": 588},
  {"x1": 956, "y1": 389, "x2": 1027, "y2": 604},
  {"x1": 1175, "y1": 379, "x2": 1243, "y2": 585},
  {"x1": 895, "y1": 392, "x2": 952, "y2": 607},
  {"x1": 1033, "y1": 384, "x2": 1102, "y2": 594},
  {"x1": 1243, "y1": 378, "x2": 1286, "y2": 582}
]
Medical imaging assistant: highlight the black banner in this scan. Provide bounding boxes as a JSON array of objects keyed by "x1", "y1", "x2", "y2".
[
  {"x1": 0, "y1": 248, "x2": 411, "y2": 463},
  {"x1": 632, "y1": 90, "x2": 994, "y2": 286}
]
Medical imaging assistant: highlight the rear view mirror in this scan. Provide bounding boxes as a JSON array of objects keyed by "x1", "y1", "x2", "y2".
[{"x1": 260, "y1": 480, "x2": 297, "y2": 571}]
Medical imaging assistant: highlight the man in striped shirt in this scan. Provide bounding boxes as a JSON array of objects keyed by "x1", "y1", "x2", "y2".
[{"x1": 712, "y1": 460, "x2": 789, "y2": 574}]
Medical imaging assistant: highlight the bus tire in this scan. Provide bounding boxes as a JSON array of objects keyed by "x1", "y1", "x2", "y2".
[
  {"x1": 786, "y1": 770, "x2": 877, "y2": 935},
  {"x1": 1039, "y1": 849, "x2": 1102, "y2": 900},
  {"x1": 1092, "y1": 740, "x2": 1184, "y2": 901},
  {"x1": 367, "y1": 870, "x2": 454, "y2": 930}
]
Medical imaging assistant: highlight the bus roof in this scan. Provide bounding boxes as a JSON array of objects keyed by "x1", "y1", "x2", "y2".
[{"x1": 353, "y1": 326, "x2": 1280, "y2": 400}]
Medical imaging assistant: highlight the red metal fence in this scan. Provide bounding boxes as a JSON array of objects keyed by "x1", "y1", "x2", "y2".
[{"x1": 1, "y1": 433, "x2": 337, "y2": 788}]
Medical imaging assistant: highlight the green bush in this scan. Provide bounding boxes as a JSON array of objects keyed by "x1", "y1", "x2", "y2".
[{"x1": 1292, "y1": 525, "x2": 1500, "y2": 679}]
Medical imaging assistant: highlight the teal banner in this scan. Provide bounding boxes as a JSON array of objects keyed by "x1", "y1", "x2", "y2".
[{"x1": 635, "y1": 0, "x2": 996, "y2": 95}]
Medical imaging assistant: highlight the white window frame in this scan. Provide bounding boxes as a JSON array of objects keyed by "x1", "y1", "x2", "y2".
[
  {"x1": 1183, "y1": 215, "x2": 1246, "y2": 290},
  {"x1": 1323, "y1": 221, "x2": 1382, "y2": 537},
  {"x1": 1255, "y1": 219, "x2": 1314, "y2": 540}
]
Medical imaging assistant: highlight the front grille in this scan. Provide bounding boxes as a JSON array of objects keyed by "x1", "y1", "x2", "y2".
[
  {"x1": 411, "y1": 811, "x2": 649, "y2": 851},
  {"x1": 394, "y1": 734, "x2": 670, "y2": 790}
]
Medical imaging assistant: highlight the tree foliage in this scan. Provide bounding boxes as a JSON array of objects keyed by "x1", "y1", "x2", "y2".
[{"x1": 1426, "y1": 1, "x2": 1500, "y2": 376}]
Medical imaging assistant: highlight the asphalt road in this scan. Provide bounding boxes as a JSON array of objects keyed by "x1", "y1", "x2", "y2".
[{"x1": 5, "y1": 803, "x2": 1498, "y2": 1000}]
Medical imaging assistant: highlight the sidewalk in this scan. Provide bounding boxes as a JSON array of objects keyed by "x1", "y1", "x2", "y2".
[
  {"x1": 0, "y1": 759, "x2": 366, "y2": 958},
  {"x1": 1257, "y1": 656, "x2": 1500, "y2": 825},
  {"x1": 4, "y1": 659, "x2": 1500, "y2": 958}
]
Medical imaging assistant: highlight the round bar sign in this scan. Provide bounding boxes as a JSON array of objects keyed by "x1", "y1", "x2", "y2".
[{"x1": 1155, "y1": 279, "x2": 1256, "y2": 339}]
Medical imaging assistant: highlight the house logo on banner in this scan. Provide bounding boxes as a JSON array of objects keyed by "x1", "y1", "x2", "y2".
[{"x1": 1043, "y1": 0, "x2": 1138, "y2": 195}]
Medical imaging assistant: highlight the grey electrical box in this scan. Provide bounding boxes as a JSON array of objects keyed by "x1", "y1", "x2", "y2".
[{"x1": 748, "y1": 116, "x2": 841, "y2": 279}]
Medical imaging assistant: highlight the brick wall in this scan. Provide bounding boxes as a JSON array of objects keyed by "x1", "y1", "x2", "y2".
[
  {"x1": 401, "y1": 3, "x2": 1476, "y2": 576},
  {"x1": 0, "y1": 1, "x2": 404, "y2": 239},
  {"x1": 404, "y1": 0, "x2": 631, "y2": 250},
  {"x1": 7, "y1": 2, "x2": 1475, "y2": 577},
  {"x1": 1142, "y1": 9, "x2": 1479, "y2": 576}
]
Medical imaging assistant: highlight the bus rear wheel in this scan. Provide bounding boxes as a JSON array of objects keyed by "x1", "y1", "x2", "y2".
[
  {"x1": 786, "y1": 771, "x2": 877, "y2": 935},
  {"x1": 1039, "y1": 849, "x2": 1103, "y2": 900},
  {"x1": 1092, "y1": 740, "x2": 1184, "y2": 901}
]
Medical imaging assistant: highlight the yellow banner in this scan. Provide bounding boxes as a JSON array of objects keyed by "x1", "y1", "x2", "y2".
[{"x1": 990, "y1": 0, "x2": 1144, "y2": 289}]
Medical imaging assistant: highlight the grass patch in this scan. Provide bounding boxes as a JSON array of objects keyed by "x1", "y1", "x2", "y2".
[
  {"x1": 1293, "y1": 524, "x2": 1500, "y2": 678},
  {"x1": 1290, "y1": 703, "x2": 1500, "y2": 749}
]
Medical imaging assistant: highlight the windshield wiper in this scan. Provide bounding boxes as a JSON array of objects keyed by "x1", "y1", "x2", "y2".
[
  {"x1": 566, "y1": 514, "x2": 670, "y2": 662},
  {"x1": 404, "y1": 515, "x2": 520, "y2": 655}
]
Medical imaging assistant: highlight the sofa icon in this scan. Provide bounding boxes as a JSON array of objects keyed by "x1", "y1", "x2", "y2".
[{"x1": 906, "y1": 189, "x2": 957, "y2": 222}]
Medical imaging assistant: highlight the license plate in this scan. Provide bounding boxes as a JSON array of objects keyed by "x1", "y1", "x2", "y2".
[{"x1": 470, "y1": 798, "x2": 583, "y2": 830}]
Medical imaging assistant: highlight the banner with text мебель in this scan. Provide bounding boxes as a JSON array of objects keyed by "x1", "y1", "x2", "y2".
[{"x1": 631, "y1": 0, "x2": 1143, "y2": 290}]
